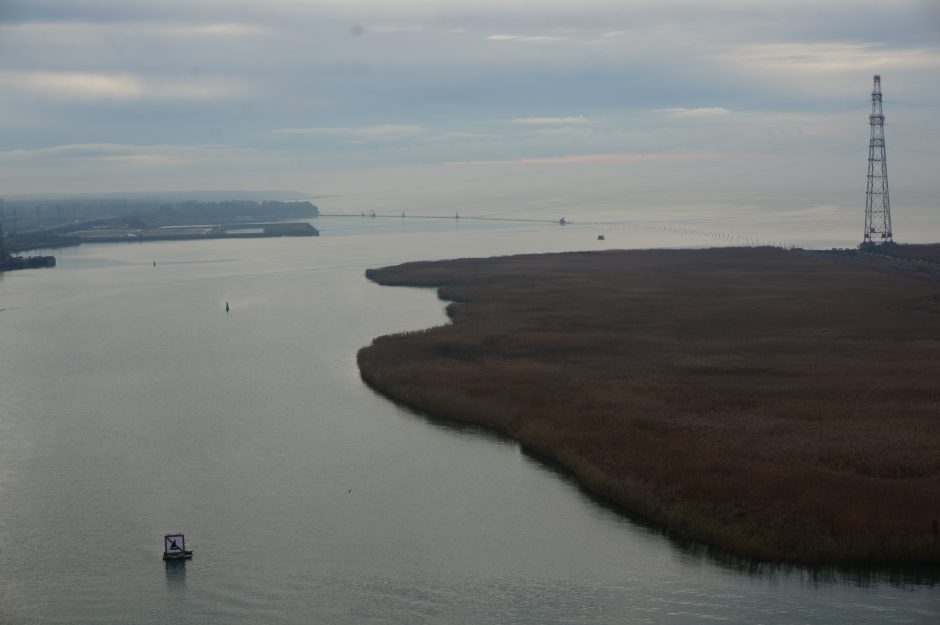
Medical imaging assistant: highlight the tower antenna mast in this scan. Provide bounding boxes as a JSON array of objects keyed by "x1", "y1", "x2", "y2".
[{"x1": 862, "y1": 74, "x2": 893, "y2": 247}]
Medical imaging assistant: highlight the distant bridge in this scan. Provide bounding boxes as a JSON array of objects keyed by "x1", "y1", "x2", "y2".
[{"x1": 318, "y1": 211, "x2": 799, "y2": 249}]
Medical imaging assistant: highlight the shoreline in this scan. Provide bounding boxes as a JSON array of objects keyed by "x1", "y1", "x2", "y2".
[
  {"x1": 5, "y1": 221, "x2": 318, "y2": 253},
  {"x1": 358, "y1": 246, "x2": 940, "y2": 566}
]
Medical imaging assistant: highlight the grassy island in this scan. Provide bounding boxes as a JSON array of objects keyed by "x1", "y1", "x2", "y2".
[{"x1": 357, "y1": 246, "x2": 940, "y2": 565}]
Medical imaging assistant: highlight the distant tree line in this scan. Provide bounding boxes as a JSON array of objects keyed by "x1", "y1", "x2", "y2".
[
  {"x1": 0, "y1": 198, "x2": 319, "y2": 252},
  {"x1": 0, "y1": 198, "x2": 319, "y2": 234},
  {"x1": 147, "y1": 200, "x2": 319, "y2": 227}
]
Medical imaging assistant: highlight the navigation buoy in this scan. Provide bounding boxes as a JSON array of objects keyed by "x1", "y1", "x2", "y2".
[{"x1": 163, "y1": 533, "x2": 193, "y2": 561}]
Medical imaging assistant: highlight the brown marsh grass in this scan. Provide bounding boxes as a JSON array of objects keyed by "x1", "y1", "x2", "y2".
[{"x1": 357, "y1": 246, "x2": 940, "y2": 565}]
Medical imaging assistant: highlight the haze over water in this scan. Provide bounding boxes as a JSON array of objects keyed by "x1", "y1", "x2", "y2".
[{"x1": 0, "y1": 218, "x2": 936, "y2": 624}]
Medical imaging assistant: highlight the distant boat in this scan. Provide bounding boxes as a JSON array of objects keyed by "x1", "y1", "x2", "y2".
[
  {"x1": 597, "y1": 234, "x2": 605, "y2": 241},
  {"x1": 225, "y1": 302, "x2": 230, "y2": 313},
  {"x1": 163, "y1": 533, "x2": 193, "y2": 561}
]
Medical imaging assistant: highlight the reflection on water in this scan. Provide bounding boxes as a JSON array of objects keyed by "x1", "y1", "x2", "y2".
[
  {"x1": 668, "y1": 540, "x2": 940, "y2": 589},
  {"x1": 165, "y1": 560, "x2": 187, "y2": 592},
  {"x1": 390, "y1": 384, "x2": 940, "y2": 592}
]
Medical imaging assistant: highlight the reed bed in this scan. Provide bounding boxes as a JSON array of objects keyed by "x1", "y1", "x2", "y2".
[{"x1": 357, "y1": 247, "x2": 940, "y2": 564}]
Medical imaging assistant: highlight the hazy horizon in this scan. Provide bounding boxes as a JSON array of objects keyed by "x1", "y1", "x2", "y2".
[{"x1": 1, "y1": 1, "x2": 938, "y2": 241}]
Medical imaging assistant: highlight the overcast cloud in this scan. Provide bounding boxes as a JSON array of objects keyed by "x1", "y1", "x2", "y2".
[{"x1": 0, "y1": 0, "x2": 937, "y2": 240}]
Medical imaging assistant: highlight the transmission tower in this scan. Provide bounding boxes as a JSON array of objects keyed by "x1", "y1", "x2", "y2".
[{"x1": 862, "y1": 74, "x2": 893, "y2": 247}]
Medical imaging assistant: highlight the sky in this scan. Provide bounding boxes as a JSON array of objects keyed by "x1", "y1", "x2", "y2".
[{"x1": 0, "y1": 0, "x2": 938, "y2": 242}]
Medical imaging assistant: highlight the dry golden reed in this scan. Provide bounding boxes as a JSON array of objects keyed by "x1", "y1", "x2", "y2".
[{"x1": 358, "y1": 247, "x2": 940, "y2": 564}]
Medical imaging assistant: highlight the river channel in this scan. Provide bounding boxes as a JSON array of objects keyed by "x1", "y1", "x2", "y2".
[{"x1": 0, "y1": 217, "x2": 936, "y2": 624}]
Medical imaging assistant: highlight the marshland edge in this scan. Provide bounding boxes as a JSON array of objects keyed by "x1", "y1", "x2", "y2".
[{"x1": 358, "y1": 246, "x2": 940, "y2": 566}]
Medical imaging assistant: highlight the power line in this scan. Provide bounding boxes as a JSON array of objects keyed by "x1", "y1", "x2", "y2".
[
  {"x1": 889, "y1": 122, "x2": 940, "y2": 134},
  {"x1": 890, "y1": 145, "x2": 940, "y2": 155},
  {"x1": 883, "y1": 99, "x2": 940, "y2": 109}
]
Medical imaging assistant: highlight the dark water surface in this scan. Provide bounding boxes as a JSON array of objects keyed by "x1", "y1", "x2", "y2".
[{"x1": 0, "y1": 218, "x2": 936, "y2": 624}]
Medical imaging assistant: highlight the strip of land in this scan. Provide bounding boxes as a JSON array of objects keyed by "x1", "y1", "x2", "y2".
[
  {"x1": 357, "y1": 246, "x2": 940, "y2": 565},
  {"x1": 3, "y1": 199, "x2": 319, "y2": 252}
]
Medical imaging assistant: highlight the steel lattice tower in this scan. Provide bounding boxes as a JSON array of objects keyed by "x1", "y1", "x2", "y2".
[{"x1": 862, "y1": 74, "x2": 893, "y2": 246}]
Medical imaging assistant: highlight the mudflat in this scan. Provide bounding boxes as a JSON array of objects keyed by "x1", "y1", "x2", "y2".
[{"x1": 357, "y1": 246, "x2": 940, "y2": 565}]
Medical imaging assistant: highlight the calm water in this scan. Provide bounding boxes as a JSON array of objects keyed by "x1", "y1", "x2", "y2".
[{"x1": 0, "y1": 217, "x2": 936, "y2": 624}]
